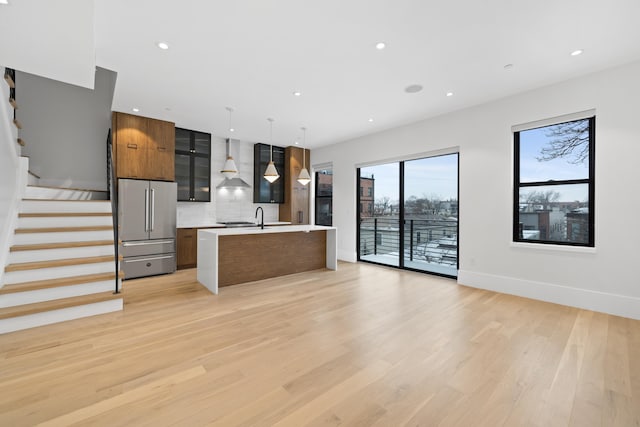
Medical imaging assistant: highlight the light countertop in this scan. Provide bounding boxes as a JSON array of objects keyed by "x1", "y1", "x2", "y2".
[
  {"x1": 198, "y1": 224, "x2": 335, "y2": 236},
  {"x1": 178, "y1": 221, "x2": 291, "y2": 229}
]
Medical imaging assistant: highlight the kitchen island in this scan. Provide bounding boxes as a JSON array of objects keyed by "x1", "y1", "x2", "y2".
[{"x1": 197, "y1": 225, "x2": 337, "y2": 294}]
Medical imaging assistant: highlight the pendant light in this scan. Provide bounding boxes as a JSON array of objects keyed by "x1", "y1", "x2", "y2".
[
  {"x1": 220, "y1": 107, "x2": 238, "y2": 179},
  {"x1": 264, "y1": 118, "x2": 280, "y2": 183},
  {"x1": 297, "y1": 127, "x2": 311, "y2": 186}
]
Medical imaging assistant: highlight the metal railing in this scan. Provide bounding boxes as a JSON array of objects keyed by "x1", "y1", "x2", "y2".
[
  {"x1": 359, "y1": 217, "x2": 457, "y2": 266},
  {"x1": 107, "y1": 130, "x2": 120, "y2": 294}
]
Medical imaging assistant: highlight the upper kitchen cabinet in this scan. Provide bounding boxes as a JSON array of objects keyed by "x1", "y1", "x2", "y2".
[
  {"x1": 175, "y1": 128, "x2": 211, "y2": 202},
  {"x1": 253, "y1": 143, "x2": 285, "y2": 203},
  {"x1": 279, "y1": 146, "x2": 311, "y2": 224},
  {"x1": 112, "y1": 112, "x2": 175, "y2": 181}
]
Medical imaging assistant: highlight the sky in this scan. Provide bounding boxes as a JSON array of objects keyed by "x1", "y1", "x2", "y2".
[
  {"x1": 360, "y1": 153, "x2": 458, "y2": 202},
  {"x1": 519, "y1": 126, "x2": 588, "y2": 182},
  {"x1": 519, "y1": 123, "x2": 590, "y2": 202}
]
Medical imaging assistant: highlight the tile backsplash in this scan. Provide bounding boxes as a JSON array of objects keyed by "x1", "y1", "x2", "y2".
[{"x1": 176, "y1": 136, "x2": 279, "y2": 227}]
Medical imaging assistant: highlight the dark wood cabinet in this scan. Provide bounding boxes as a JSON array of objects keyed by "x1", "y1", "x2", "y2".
[
  {"x1": 177, "y1": 228, "x2": 197, "y2": 269},
  {"x1": 253, "y1": 143, "x2": 285, "y2": 203},
  {"x1": 279, "y1": 146, "x2": 311, "y2": 224},
  {"x1": 112, "y1": 112, "x2": 175, "y2": 181}
]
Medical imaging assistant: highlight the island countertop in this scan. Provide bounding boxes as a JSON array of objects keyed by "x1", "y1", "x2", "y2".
[
  {"x1": 197, "y1": 225, "x2": 337, "y2": 294},
  {"x1": 198, "y1": 224, "x2": 335, "y2": 236}
]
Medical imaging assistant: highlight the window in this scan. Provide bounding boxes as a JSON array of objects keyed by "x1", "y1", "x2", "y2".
[
  {"x1": 513, "y1": 115, "x2": 595, "y2": 246},
  {"x1": 368, "y1": 187, "x2": 372, "y2": 196},
  {"x1": 175, "y1": 128, "x2": 211, "y2": 202},
  {"x1": 315, "y1": 169, "x2": 332, "y2": 226}
]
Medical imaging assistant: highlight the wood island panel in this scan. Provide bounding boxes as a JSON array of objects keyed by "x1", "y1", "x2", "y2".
[
  {"x1": 176, "y1": 228, "x2": 197, "y2": 269},
  {"x1": 218, "y1": 231, "x2": 326, "y2": 287}
]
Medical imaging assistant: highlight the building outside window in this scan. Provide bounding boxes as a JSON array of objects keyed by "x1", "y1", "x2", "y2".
[
  {"x1": 513, "y1": 114, "x2": 595, "y2": 246},
  {"x1": 315, "y1": 169, "x2": 333, "y2": 226}
]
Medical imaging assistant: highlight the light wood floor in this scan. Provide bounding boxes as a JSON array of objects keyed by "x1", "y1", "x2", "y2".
[{"x1": 1, "y1": 262, "x2": 639, "y2": 426}]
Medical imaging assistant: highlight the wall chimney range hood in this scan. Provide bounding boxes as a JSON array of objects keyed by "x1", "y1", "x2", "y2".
[{"x1": 216, "y1": 139, "x2": 251, "y2": 189}]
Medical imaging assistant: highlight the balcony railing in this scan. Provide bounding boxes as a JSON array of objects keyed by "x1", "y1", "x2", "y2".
[{"x1": 359, "y1": 217, "x2": 458, "y2": 267}]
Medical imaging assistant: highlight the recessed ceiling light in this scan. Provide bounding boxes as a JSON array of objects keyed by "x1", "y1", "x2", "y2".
[
  {"x1": 293, "y1": 91, "x2": 302, "y2": 97},
  {"x1": 368, "y1": 118, "x2": 374, "y2": 123},
  {"x1": 571, "y1": 49, "x2": 583, "y2": 56},
  {"x1": 446, "y1": 92, "x2": 454, "y2": 97},
  {"x1": 132, "y1": 107, "x2": 140, "y2": 112},
  {"x1": 157, "y1": 42, "x2": 169, "y2": 50},
  {"x1": 295, "y1": 141, "x2": 299, "y2": 145},
  {"x1": 375, "y1": 42, "x2": 386, "y2": 50},
  {"x1": 405, "y1": 84, "x2": 423, "y2": 94},
  {"x1": 0, "y1": 1, "x2": 9, "y2": 5},
  {"x1": 503, "y1": 63, "x2": 514, "y2": 70}
]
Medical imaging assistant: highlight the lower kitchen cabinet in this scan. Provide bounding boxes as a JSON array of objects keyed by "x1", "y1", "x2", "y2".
[{"x1": 177, "y1": 228, "x2": 197, "y2": 269}]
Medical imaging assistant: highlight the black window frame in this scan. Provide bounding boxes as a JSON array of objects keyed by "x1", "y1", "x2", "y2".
[
  {"x1": 315, "y1": 169, "x2": 333, "y2": 226},
  {"x1": 175, "y1": 127, "x2": 211, "y2": 202},
  {"x1": 513, "y1": 116, "x2": 595, "y2": 247}
]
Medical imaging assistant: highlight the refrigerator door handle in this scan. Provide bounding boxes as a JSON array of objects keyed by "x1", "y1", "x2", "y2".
[
  {"x1": 150, "y1": 188, "x2": 155, "y2": 231},
  {"x1": 122, "y1": 240, "x2": 174, "y2": 247},
  {"x1": 144, "y1": 188, "x2": 150, "y2": 232},
  {"x1": 124, "y1": 255, "x2": 174, "y2": 263}
]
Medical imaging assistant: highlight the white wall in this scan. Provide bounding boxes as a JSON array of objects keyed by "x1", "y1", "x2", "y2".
[
  {"x1": 313, "y1": 60, "x2": 640, "y2": 319},
  {"x1": 17, "y1": 67, "x2": 117, "y2": 190},
  {"x1": 177, "y1": 137, "x2": 279, "y2": 226}
]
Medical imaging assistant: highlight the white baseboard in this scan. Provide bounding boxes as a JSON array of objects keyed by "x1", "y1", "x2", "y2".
[
  {"x1": 457, "y1": 270, "x2": 640, "y2": 320},
  {"x1": 338, "y1": 250, "x2": 357, "y2": 263}
]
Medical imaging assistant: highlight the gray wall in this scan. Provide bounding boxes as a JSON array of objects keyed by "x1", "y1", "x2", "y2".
[{"x1": 18, "y1": 67, "x2": 117, "y2": 190}]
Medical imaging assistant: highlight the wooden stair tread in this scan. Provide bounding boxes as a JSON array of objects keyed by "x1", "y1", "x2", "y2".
[
  {"x1": 13, "y1": 118, "x2": 22, "y2": 129},
  {"x1": 18, "y1": 212, "x2": 112, "y2": 218},
  {"x1": 9, "y1": 97, "x2": 17, "y2": 109},
  {"x1": 0, "y1": 271, "x2": 123, "y2": 295},
  {"x1": 17, "y1": 138, "x2": 25, "y2": 147},
  {"x1": 15, "y1": 225, "x2": 113, "y2": 234},
  {"x1": 22, "y1": 198, "x2": 110, "y2": 202},
  {"x1": 27, "y1": 184, "x2": 109, "y2": 193},
  {"x1": 4, "y1": 73, "x2": 15, "y2": 88},
  {"x1": 0, "y1": 292, "x2": 121, "y2": 320},
  {"x1": 5, "y1": 255, "x2": 122, "y2": 272},
  {"x1": 10, "y1": 240, "x2": 115, "y2": 252}
]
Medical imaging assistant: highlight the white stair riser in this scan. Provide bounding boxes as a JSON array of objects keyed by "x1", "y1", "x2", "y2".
[
  {"x1": 13, "y1": 230, "x2": 114, "y2": 245},
  {"x1": 0, "y1": 280, "x2": 116, "y2": 308},
  {"x1": 21, "y1": 200, "x2": 111, "y2": 214},
  {"x1": 9, "y1": 245, "x2": 115, "y2": 264},
  {"x1": 0, "y1": 299, "x2": 123, "y2": 334},
  {"x1": 18, "y1": 216, "x2": 112, "y2": 229},
  {"x1": 3, "y1": 262, "x2": 116, "y2": 285},
  {"x1": 25, "y1": 187, "x2": 108, "y2": 200}
]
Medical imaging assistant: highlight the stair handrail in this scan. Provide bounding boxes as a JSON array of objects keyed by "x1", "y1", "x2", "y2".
[{"x1": 106, "y1": 129, "x2": 120, "y2": 294}]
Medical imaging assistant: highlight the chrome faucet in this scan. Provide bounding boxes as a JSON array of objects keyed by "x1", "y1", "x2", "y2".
[{"x1": 255, "y1": 206, "x2": 264, "y2": 229}]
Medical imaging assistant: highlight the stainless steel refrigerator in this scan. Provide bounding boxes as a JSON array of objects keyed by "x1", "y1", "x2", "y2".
[{"x1": 118, "y1": 179, "x2": 177, "y2": 279}]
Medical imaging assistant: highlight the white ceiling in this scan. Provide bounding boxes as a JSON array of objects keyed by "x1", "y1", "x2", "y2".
[
  {"x1": 7, "y1": 0, "x2": 640, "y2": 148},
  {"x1": 0, "y1": 0, "x2": 95, "y2": 88}
]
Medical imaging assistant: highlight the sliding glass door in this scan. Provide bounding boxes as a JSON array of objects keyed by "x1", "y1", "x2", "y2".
[
  {"x1": 358, "y1": 163, "x2": 399, "y2": 267},
  {"x1": 403, "y1": 155, "x2": 458, "y2": 276},
  {"x1": 357, "y1": 153, "x2": 458, "y2": 278}
]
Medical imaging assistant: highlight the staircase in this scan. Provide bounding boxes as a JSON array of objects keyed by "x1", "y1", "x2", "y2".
[{"x1": 0, "y1": 186, "x2": 123, "y2": 334}]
